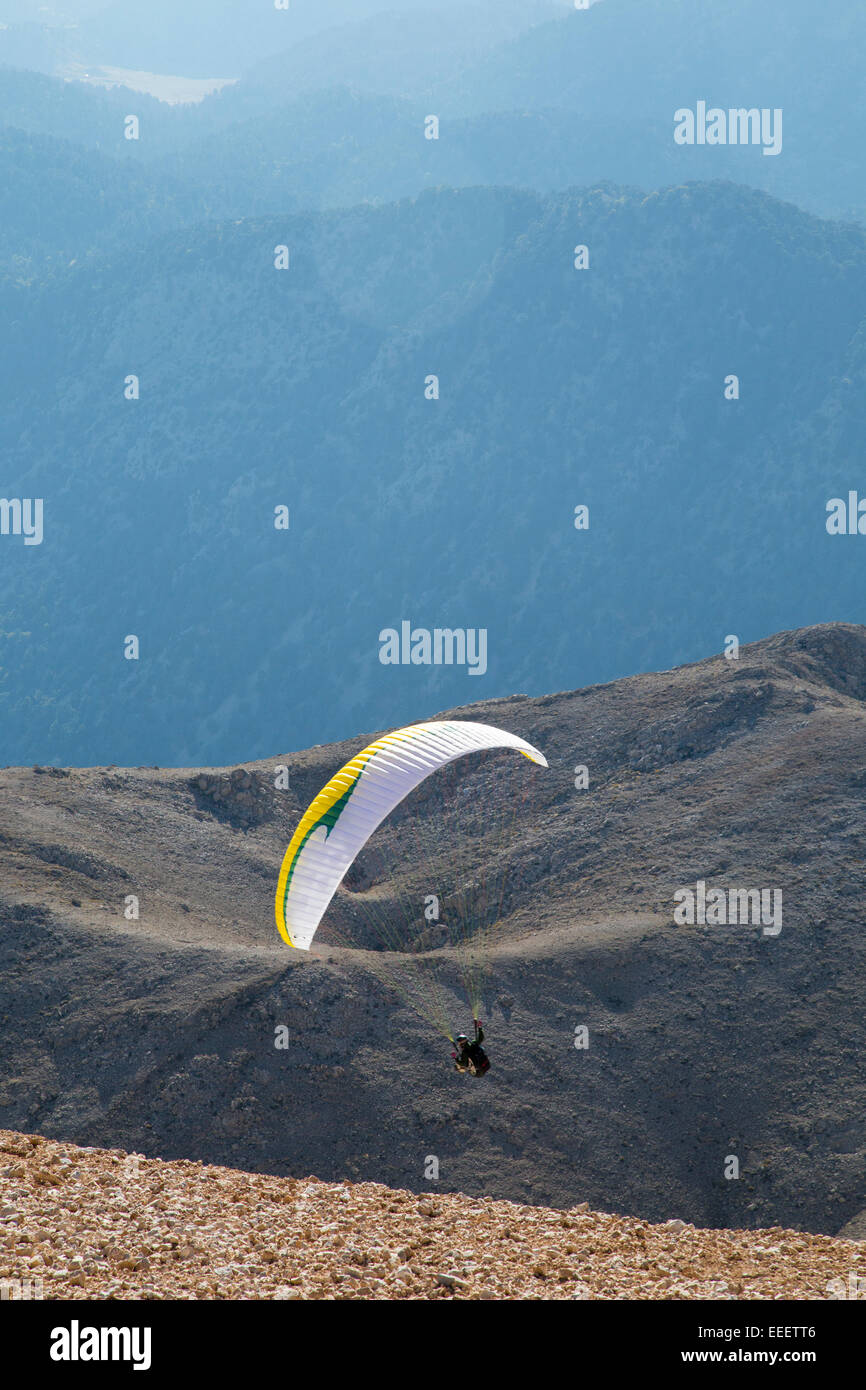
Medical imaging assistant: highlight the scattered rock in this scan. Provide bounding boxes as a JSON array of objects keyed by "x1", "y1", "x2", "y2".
[
  {"x1": 189, "y1": 769, "x2": 273, "y2": 828},
  {"x1": 0, "y1": 1120, "x2": 860, "y2": 1301}
]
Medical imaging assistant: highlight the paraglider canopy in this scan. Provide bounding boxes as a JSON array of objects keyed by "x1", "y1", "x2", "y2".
[{"x1": 275, "y1": 720, "x2": 547, "y2": 950}]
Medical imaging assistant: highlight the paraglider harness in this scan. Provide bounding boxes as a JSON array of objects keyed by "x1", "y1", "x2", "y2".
[{"x1": 452, "y1": 1021, "x2": 490, "y2": 1077}]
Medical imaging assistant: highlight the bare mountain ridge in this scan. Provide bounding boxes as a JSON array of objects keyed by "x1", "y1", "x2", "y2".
[{"x1": 0, "y1": 622, "x2": 864, "y2": 1234}]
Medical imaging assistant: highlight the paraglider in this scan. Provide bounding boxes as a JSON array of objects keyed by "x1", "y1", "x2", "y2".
[
  {"x1": 453, "y1": 1019, "x2": 489, "y2": 1077},
  {"x1": 274, "y1": 719, "x2": 548, "y2": 1061},
  {"x1": 276, "y1": 720, "x2": 547, "y2": 949}
]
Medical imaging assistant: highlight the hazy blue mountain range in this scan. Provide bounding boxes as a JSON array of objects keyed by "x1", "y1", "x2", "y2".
[
  {"x1": 2, "y1": 182, "x2": 865, "y2": 766},
  {"x1": 152, "y1": 91, "x2": 672, "y2": 217},
  {"x1": 236, "y1": 2, "x2": 567, "y2": 105},
  {"x1": 1, "y1": 0, "x2": 864, "y2": 225},
  {"x1": 0, "y1": 68, "x2": 181, "y2": 149},
  {"x1": 224, "y1": 0, "x2": 866, "y2": 223},
  {"x1": 0, "y1": 0, "x2": 566, "y2": 79},
  {"x1": 430, "y1": 0, "x2": 866, "y2": 222},
  {"x1": 1, "y1": 0, "x2": 864, "y2": 766},
  {"x1": 439, "y1": 0, "x2": 861, "y2": 119},
  {"x1": 0, "y1": 126, "x2": 211, "y2": 279}
]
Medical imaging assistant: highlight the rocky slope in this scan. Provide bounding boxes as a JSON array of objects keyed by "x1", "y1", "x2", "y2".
[{"x1": 1, "y1": 1130, "x2": 859, "y2": 1301}]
